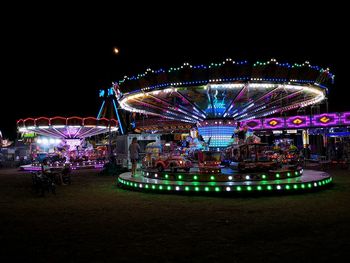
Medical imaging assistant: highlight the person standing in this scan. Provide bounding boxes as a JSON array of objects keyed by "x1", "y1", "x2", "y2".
[{"x1": 129, "y1": 137, "x2": 140, "y2": 177}]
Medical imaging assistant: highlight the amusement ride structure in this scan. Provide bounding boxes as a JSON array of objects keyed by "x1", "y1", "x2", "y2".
[
  {"x1": 115, "y1": 58, "x2": 335, "y2": 194},
  {"x1": 17, "y1": 117, "x2": 118, "y2": 139},
  {"x1": 17, "y1": 117, "x2": 118, "y2": 171}
]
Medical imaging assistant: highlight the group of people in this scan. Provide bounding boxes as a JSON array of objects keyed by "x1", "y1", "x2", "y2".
[{"x1": 41, "y1": 160, "x2": 71, "y2": 185}]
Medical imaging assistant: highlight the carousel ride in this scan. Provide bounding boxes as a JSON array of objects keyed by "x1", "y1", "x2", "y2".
[
  {"x1": 116, "y1": 58, "x2": 334, "y2": 194},
  {"x1": 17, "y1": 116, "x2": 118, "y2": 171}
]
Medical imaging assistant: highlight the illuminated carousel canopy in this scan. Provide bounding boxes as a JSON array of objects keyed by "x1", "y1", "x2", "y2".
[
  {"x1": 17, "y1": 117, "x2": 118, "y2": 139},
  {"x1": 117, "y1": 59, "x2": 333, "y2": 122}
]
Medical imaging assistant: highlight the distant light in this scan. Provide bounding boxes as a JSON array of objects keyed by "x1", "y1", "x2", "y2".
[{"x1": 113, "y1": 47, "x2": 119, "y2": 54}]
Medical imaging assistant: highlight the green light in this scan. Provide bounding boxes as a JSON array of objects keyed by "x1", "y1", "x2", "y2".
[
  {"x1": 193, "y1": 175, "x2": 198, "y2": 180},
  {"x1": 293, "y1": 184, "x2": 298, "y2": 189},
  {"x1": 247, "y1": 186, "x2": 252, "y2": 191},
  {"x1": 322, "y1": 181, "x2": 325, "y2": 185},
  {"x1": 167, "y1": 186, "x2": 171, "y2": 190},
  {"x1": 145, "y1": 185, "x2": 149, "y2": 189},
  {"x1": 267, "y1": 185, "x2": 272, "y2": 190},
  {"x1": 236, "y1": 186, "x2": 242, "y2": 191},
  {"x1": 287, "y1": 172, "x2": 291, "y2": 177},
  {"x1": 301, "y1": 184, "x2": 305, "y2": 189},
  {"x1": 285, "y1": 185, "x2": 290, "y2": 190},
  {"x1": 165, "y1": 174, "x2": 169, "y2": 179},
  {"x1": 210, "y1": 176, "x2": 215, "y2": 180},
  {"x1": 295, "y1": 171, "x2": 298, "y2": 175},
  {"x1": 185, "y1": 186, "x2": 190, "y2": 191},
  {"x1": 215, "y1": 187, "x2": 220, "y2": 192},
  {"x1": 276, "y1": 173, "x2": 280, "y2": 178},
  {"x1": 257, "y1": 186, "x2": 262, "y2": 191},
  {"x1": 159, "y1": 186, "x2": 163, "y2": 190},
  {"x1": 318, "y1": 182, "x2": 322, "y2": 186},
  {"x1": 205, "y1": 187, "x2": 210, "y2": 192},
  {"x1": 307, "y1": 183, "x2": 312, "y2": 188},
  {"x1": 134, "y1": 183, "x2": 138, "y2": 187},
  {"x1": 261, "y1": 175, "x2": 266, "y2": 179},
  {"x1": 152, "y1": 185, "x2": 156, "y2": 189},
  {"x1": 178, "y1": 175, "x2": 183, "y2": 180},
  {"x1": 195, "y1": 187, "x2": 199, "y2": 191}
]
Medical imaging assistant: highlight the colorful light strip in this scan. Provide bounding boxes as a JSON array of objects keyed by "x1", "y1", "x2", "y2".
[
  {"x1": 286, "y1": 116, "x2": 311, "y2": 128},
  {"x1": 239, "y1": 112, "x2": 349, "y2": 130},
  {"x1": 117, "y1": 176, "x2": 332, "y2": 194},
  {"x1": 198, "y1": 125, "x2": 235, "y2": 148},
  {"x1": 312, "y1": 113, "x2": 339, "y2": 127},
  {"x1": 117, "y1": 58, "x2": 334, "y2": 86},
  {"x1": 241, "y1": 119, "x2": 263, "y2": 130},
  {"x1": 263, "y1": 117, "x2": 285, "y2": 129},
  {"x1": 17, "y1": 117, "x2": 119, "y2": 139},
  {"x1": 340, "y1": 112, "x2": 350, "y2": 125}
]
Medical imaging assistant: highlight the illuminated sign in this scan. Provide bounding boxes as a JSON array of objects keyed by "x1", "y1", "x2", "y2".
[
  {"x1": 286, "y1": 116, "x2": 310, "y2": 128},
  {"x1": 293, "y1": 118, "x2": 303, "y2": 124},
  {"x1": 269, "y1": 120, "x2": 278, "y2": 126},
  {"x1": 312, "y1": 113, "x2": 339, "y2": 127},
  {"x1": 22, "y1": 132, "x2": 36, "y2": 138},
  {"x1": 320, "y1": 116, "x2": 330, "y2": 123},
  {"x1": 99, "y1": 90, "x2": 105, "y2": 97},
  {"x1": 241, "y1": 119, "x2": 262, "y2": 130},
  {"x1": 272, "y1": 130, "x2": 283, "y2": 134},
  {"x1": 340, "y1": 112, "x2": 350, "y2": 125},
  {"x1": 264, "y1": 118, "x2": 284, "y2": 129}
]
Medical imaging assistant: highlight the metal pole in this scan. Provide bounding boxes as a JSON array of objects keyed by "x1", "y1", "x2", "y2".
[{"x1": 108, "y1": 119, "x2": 112, "y2": 160}]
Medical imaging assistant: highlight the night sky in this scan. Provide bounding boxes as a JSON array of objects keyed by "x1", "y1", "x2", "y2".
[{"x1": 1, "y1": 7, "x2": 348, "y2": 139}]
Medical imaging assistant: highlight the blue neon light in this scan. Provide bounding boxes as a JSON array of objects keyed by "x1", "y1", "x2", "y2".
[
  {"x1": 108, "y1": 88, "x2": 114, "y2": 96},
  {"x1": 113, "y1": 100, "x2": 124, "y2": 135},
  {"x1": 198, "y1": 126, "x2": 235, "y2": 148},
  {"x1": 99, "y1": 90, "x2": 105, "y2": 98},
  {"x1": 97, "y1": 101, "x2": 105, "y2": 119}
]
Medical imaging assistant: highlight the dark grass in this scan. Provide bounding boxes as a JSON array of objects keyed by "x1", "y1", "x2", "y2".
[{"x1": 0, "y1": 168, "x2": 349, "y2": 262}]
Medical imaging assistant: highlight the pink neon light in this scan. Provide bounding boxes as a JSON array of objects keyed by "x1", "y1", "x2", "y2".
[
  {"x1": 340, "y1": 112, "x2": 350, "y2": 125},
  {"x1": 241, "y1": 119, "x2": 262, "y2": 130},
  {"x1": 312, "y1": 113, "x2": 339, "y2": 127},
  {"x1": 263, "y1": 117, "x2": 285, "y2": 129},
  {"x1": 50, "y1": 117, "x2": 67, "y2": 126},
  {"x1": 35, "y1": 117, "x2": 50, "y2": 126},
  {"x1": 286, "y1": 116, "x2": 310, "y2": 128},
  {"x1": 67, "y1": 117, "x2": 84, "y2": 126},
  {"x1": 23, "y1": 118, "x2": 35, "y2": 126}
]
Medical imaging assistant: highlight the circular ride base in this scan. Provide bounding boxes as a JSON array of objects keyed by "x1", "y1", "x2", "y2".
[
  {"x1": 20, "y1": 161, "x2": 105, "y2": 171},
  {"x1": 118, "y1": 168, "x2": 332, "y2": 195}
]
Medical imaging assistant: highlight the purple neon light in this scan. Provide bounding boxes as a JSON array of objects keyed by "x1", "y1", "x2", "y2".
[
  {"x1": 286, "y1": 116, "x2": 311, "y2": 128},
  {"x1": 263, "y1": 117, "x2": 285, "y2": 129},
  {"x1": 312, "y1": 113, "x2": 339, "y2": 127},
  {"x1": 340, "y1": 112, "x2": 350, "y2": 125},
  {"x1": 241, "y1": 119, "x2": 262, "y2": 130}
]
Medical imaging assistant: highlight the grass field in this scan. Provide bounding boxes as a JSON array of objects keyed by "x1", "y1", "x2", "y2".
[{"x1": 0, "y1": 168, "x2": 349, "y2": 262}]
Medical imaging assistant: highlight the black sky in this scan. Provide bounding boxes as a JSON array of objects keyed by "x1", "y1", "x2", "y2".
[{"x1": 1, "y1": 6, "x2": 348, "y2": 139}]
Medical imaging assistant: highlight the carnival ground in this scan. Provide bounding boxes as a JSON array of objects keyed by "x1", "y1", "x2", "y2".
[{"x1": 0, "y1": 167, "x2": 349, "y2": 262}]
